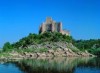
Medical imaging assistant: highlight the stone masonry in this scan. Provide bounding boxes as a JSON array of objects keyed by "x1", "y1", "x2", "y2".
[{"x1": 39, "y1": 17, "x2": 70, "y2": 35}]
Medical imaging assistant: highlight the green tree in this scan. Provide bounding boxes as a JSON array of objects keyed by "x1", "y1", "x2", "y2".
[{"x1": 3, "y1": 42, "x2": 13, "y2": 52}]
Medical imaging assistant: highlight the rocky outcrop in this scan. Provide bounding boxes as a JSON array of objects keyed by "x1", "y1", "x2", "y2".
[
  {"x1": 24, "y1": 42, "x2": 75, "y2": 50},
  {"x1": 0, "y1": 42, "x2": 95, "y2": 60},
  {"x1": 3, "y1": 48, "x2": 94, "y2": 60}
]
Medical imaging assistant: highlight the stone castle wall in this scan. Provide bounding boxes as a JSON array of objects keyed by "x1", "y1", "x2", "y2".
[{"x1": 39, "y1": 17, "x2": 70, "y2": 36}]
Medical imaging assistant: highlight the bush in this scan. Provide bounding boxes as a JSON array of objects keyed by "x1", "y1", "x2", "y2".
[
  {"x1": 3, "y1": 42, "x2": 13, "y2": 52},
  {"x1": 88, "y1": 48, "x2": 100, "y2": 56}
]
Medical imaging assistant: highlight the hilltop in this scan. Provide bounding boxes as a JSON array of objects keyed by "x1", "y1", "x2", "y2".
[
  {"x1": 0, "y1": 17, "x2": 97, "y2": 59},
  {"x1": 0, "y1": 32, "x2": 94, "y2": 59}
]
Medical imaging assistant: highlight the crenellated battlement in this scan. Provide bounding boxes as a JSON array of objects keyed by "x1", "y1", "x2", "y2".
[{"x1": 39, "y1": 17, "x2": 70, "y2": 36}]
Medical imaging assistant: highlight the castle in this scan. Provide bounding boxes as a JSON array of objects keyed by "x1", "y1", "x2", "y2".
[{"x1": 39, "y1": 17, "x2": 70, "y2": 35}]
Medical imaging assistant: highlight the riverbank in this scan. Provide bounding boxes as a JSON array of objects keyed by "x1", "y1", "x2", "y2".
[
  {"x1": 0, "y1": 57, "x2": 99, "y2": 73},
  {"x1": 0, "y1": 48, "x2": 95, "y2": 60}
]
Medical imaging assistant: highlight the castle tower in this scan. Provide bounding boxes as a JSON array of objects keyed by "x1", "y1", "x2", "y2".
[
  {"x1": 51, "y1": 23, "x2": 55, "y2": 32},
  {"x1": 59, "y1": 22, "x2": 62, "y2": 33},
  {"x1": 41, "y1": 23, "x2": 45, "y2": 33},
  {"x1": 46, "y1": 17, "x2": 52, "y2": 23}
]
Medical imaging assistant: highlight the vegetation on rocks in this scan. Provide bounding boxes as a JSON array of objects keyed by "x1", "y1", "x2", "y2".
[
  {"x1": 73, "y1": 39, "x2": 100, "y2": 56},
  {"x1": 2, "y1": 32, "x2": 71, "y2": 50},
  {"x1": 3, "y1": 42, "x2": 13, "y2": 52},
  {"x1": 12, "y1": 32, "x2": 73, "y2": 49},
  {"x1": 0, "y1": 32, "x2": 99, "y2": 57},
  {"x1": 1, "y1": 32, "x2": 73, "y2": 53}
]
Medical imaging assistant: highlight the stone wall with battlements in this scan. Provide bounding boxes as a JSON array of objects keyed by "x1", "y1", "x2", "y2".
[{"x1": 39, "y1": 17, "x2": 70, "y2": 36}]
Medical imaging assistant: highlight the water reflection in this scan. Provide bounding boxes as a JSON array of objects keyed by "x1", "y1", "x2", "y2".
[
  {"x1": 15, "y1": 57, "x2": 100, "y2": 73},
  {"x1": 0, "y1": 57, "x2": 100, "y2": 73}
]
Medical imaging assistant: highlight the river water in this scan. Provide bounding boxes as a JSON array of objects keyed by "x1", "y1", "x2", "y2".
[{"x1": 0, "y1": 57, "x2": 100, "y2": 73}]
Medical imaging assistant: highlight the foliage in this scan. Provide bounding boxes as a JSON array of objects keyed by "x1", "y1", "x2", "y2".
[
  {"x1": 88, "y1": 48, "x2": 100, "y2": 56},
  {"x1": 73, "y1": 39, "x2": 100, "y2": 56},
  {"x1": 14, "y1": 48, "x2": 48, "y2": 53},
  {"x1": 0, "y1": 52, "x2": 11, "y2": 57},
  {"x1": 2, "y1": 32, "x2": 100, "y2": 56},
  {"x1": 12, "y1": 32, "x2": 72, "y2": 49},
  {"x1": 3, "y1": 42, "x2": 13, "y2": 52}
]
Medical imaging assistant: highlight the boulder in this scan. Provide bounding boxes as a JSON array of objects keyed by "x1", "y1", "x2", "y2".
[
  {"x1": 63, "y1": 48, "x2": 69, "y2": 51},
  {"x1": 46, "y1": 53, "x2": 54, "y2": 57},
  {"x1": 47, "y1": 49, "x2": 54, "y2": 54}
]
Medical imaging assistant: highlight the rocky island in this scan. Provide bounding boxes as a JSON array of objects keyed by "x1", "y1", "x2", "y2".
[{"x1": 0, "y1": 17, "x2": 96, "y2": 60}]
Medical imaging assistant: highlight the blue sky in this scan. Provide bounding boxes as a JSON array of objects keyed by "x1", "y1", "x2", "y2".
[{"x1": 0, "y1": 0, "x2": 100, "y2": 47}]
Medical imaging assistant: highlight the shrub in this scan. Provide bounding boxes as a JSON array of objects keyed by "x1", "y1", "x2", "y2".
[{"x1": 3, "y1": 42, "x2": 13, "y2": 52}]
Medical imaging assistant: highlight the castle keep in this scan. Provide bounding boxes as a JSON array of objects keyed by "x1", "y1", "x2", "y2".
[{"x1": 39, "y1": 17, "x2": 70, "y2": 35}]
